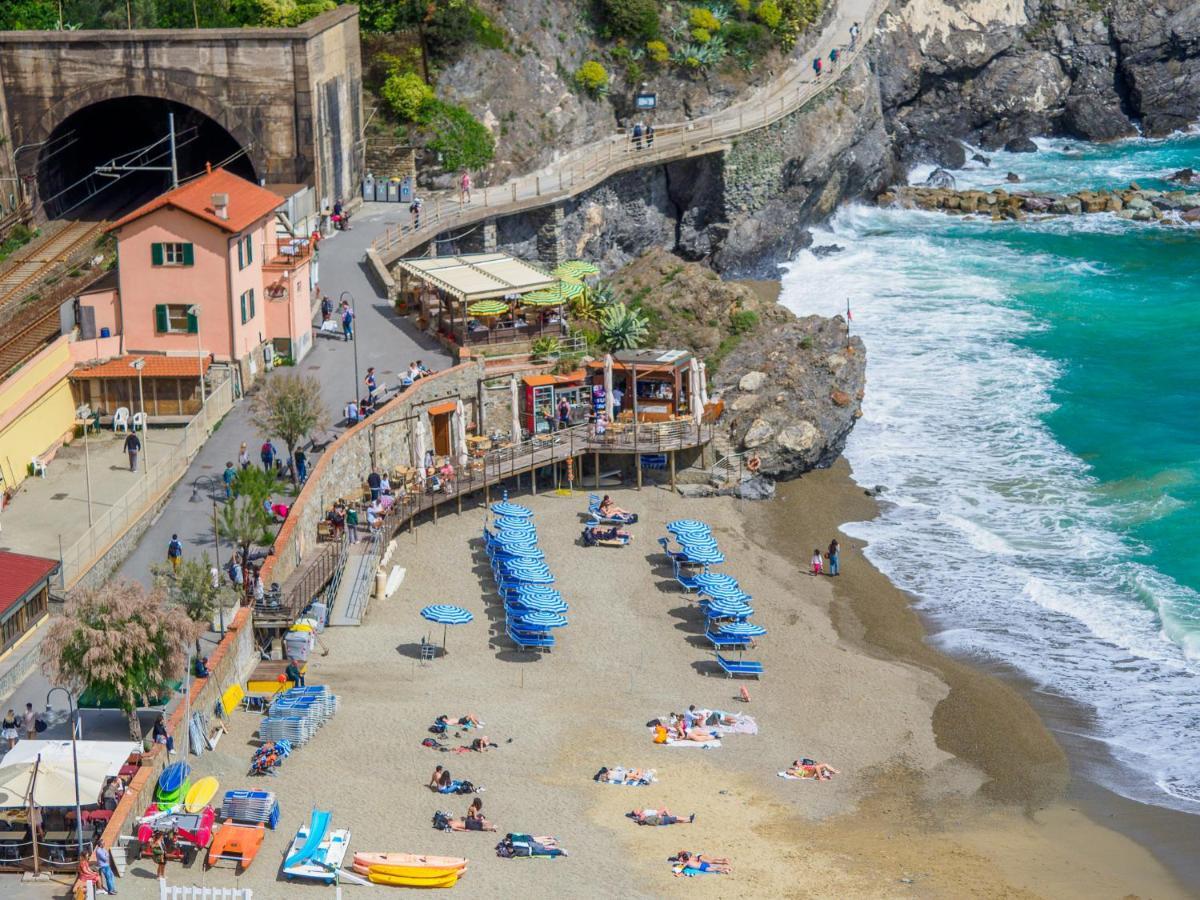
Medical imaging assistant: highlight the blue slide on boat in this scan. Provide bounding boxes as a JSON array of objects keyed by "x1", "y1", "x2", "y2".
[{"x1": 284, "y1": 810, "x2": 330, "y2": 869}]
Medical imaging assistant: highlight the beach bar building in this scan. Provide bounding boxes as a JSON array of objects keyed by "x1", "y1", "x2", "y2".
[
  {"x1": 392, "y1": 253, "x2": 565, "y2": 349},
  {"x1": 586, "y1": 349, "x2": 702, "y2": 422}
]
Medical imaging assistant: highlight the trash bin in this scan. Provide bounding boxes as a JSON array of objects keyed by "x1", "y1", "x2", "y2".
[
  {"x1": 386, "y1": 179, "x2": 400, "y2": 203},
  {"x1": 361, "y1": 174, "x2": 375, "y2": 202},
  {"x1": 400, "y1": 176, "x2": 413, "y2": 203}
]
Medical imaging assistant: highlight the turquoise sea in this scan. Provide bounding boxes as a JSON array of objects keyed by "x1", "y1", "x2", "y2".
[{"x1": 780, "y1": 134, "x2": 1200, "y2": 812}]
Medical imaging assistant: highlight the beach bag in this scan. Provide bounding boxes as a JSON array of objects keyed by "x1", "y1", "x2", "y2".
[
  {"x1": 429, "y1": 722, "x2": 447, "y2": 734},
  {"x1": 35, "y1": 717, "x2": 47, "y2": 733},
  {"x1": 432, "y1": 811, "x2": 452, "y2": 832},
  {"x1": 455, "y1": 780, "x2": 475, "y2": 795}
]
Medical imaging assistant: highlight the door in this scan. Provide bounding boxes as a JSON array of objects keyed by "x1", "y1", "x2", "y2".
[{"x1": 431, "y1": 412, "x2": 452, "y2": 457}]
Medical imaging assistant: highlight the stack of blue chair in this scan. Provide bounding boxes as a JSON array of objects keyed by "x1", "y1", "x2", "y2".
[
  {"x1": 484, "y1": 493, "x2": 569, "y2": 652},
  {"x1": 259, "y1": 685, "x2": 339, "y2": 745}
]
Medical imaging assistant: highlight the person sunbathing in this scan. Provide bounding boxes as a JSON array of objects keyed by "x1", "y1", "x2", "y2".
[
  {"x1": 673, "y1": 851, "x2": 731, "y2": 870},
  {"x1": 599, "y1": 495, "x2": 631, "y2": 518},
  {"x1": 786, "y1": 758, "x2": 841, "y2": 780},
  {"x1": 471, "y1": 736, "x2": 497, "y2": 751},
  {"x1": 595, "y1": 766, "x2": 653, "y2": 784},
  {"x1": 672, "y1": 722, "x2": 716, "y2": 742},
  {"x1": 451, "y1": 798, "x2": 495, "y2": 831},
  {"x1": 629, "y1": 808, "x2": 694, "y2": 826},
  {"x1": 429, "y1": 766, "x2": 446, "y2": 789}
]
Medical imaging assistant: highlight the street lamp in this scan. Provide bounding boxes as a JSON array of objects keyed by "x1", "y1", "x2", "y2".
[
  {"x1": 339, "y1": 290, "x2": 360, "y2": 414},
  {"x1": 187, "y1": 304, "x2": 206, "y2": 404},
  {"x1": 45, "y1": 687, "x2": 83, "y2": 863},
  {"x1": 189, "y1": 474, "x2": 225, "y2": 636},
  {"x1": 129, "y1": 357, "x2": 148, "y2": 471}
]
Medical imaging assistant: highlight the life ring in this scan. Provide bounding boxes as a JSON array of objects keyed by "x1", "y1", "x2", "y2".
[{"x1": 746, "y1": 454, "x2": 761, "y2": 474}]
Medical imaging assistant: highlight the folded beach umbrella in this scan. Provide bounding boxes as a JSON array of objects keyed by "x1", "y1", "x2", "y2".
[
  {"x1": 693, "y1": 572, "x2": 740, "y2": 592},
  {"x1": 514, "y1": 610, "x2": 568, "y2": 629},
  {"x1": 420, "y1": 604, "x2": 474, "y2": 651},
  {"x1": 720, "y1": 622, "x2": 766, "y2": 637}
]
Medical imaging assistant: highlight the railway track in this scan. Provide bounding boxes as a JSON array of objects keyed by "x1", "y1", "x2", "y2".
[{"x1": 0, "y1": 218, "x2": 107, "y2": 313}]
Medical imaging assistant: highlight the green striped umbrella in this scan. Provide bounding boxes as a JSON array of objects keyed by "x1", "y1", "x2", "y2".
[
  {"x1": 557, "y1": 280, "x2": 585, "y2": 298},
  {"x1": 467, "y1": 300, "x2": 509, "y2": 317},
  {"x1": 553, "y1": 260, "x2": 599, "y2": 277},
  {"x1": 520, "y1": 289, "x2": 565, "y2": 307}
]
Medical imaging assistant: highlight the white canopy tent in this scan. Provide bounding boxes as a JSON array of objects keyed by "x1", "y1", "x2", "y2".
[
  {"x1": 0, "y1": 758, "x2": 110, "y2": 809},
  {"x1": 0, "y1": 740, "x2": 138, "y2": 777}
]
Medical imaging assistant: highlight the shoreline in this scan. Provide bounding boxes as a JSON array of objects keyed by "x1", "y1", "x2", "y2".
[{"x1": 754, "y1": 457, "x2": 1200, "y2": 893}]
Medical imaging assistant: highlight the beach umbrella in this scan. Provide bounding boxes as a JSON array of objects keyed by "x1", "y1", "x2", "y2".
[
  {"x1": 495, "y1": 515, "x2": 534, "y2": 530},
  {"x1": 705, "y1": 599, "x2": 753, "y2": 618},
  {"x1": 567, "y1": 260, "x2": 600, "y2": 275},
  {"x1": 509, "y1": 594, "x2": 568, "y2": 613},
  {"x1": 689, "y1": 358, "x2": 703, "y2": 426},
  {"x1": 467, "y1": 300, "x2": 509, "y2": 317},
  {"x1": 683, "y1": 546, "x2": 725, "y2": 566},
  {"x1": 509, "y1": 584, "x2": 563, "y2": 600},
  {"x1": 694, "y1": 572, "x2": 740, "y2": 592},
  {"x1": 455, "y1": 399, "x2": 468, "y2": 467},
  {"x1": 700, "y1": 584, "x2": 750, "y2": 603},
  {"x1": 502, "y1": 565, "x2": 554, "y2": 585},
  {"x1": 514, "y1": 610, "x2": 568, "y2": 629},
  {"x1": 698, "y1": 360, "x2": 710, "y2": 407},
  {"x1": 556, "y1": 280, "x2": 585, "y2": 299},
  {"x1": 603, "y1": 354, "x2": 615, "y2": 420},
  {"x1": 509, "y1": 373, "x2": 521, "y2": 442},
  {"x1": 720, "y1": 622, "x2": 766, "y2": 637},
  {"x1": 491, "y1": 491, "x2": 533, "y2": 518},
  {"x1": 493, "y1": 544, "x2": 544, "y2": 560},
  {"x1": 420, "y1": 604, "x2": 474, "y2": 652},
  {"x1": 680, "y1": 538, "x2": 721, "y2": 554},
  {"x1": 520, "y1": 289, "x2": 563, "y2": 307},
  {"x1": 667, "y1": 520, "x2": 710, "y2": 535}
]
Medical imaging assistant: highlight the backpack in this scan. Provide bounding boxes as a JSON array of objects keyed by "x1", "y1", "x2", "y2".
[
  {"x1": 432, "y1": 811, "x2": 452, "y2": 832},
  {"x1": 261, "y1": 442, "x2": 272, "y2": 459},
  {"x1": 429, "y1": 722, "x2": 447, "y2": 735},
  {"x1": 455, "y1": 780, "x2": 475, "y2": 795}
]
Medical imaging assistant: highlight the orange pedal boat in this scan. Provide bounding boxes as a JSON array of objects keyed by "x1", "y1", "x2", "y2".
[{"x1": 207, "y1": 822, "x2": 266, "y2": 872}]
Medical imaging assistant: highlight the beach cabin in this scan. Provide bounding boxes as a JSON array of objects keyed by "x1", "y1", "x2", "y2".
[
  {"x1": 586, "y1": 349, "x2": 698, "y2": 422},
  {"x1": 0, "y1": 551, "x2": 57, "y2": 657}
]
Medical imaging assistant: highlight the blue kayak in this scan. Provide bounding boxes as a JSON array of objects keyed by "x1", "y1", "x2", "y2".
[{"x1": 158, "y1": 761, "x2": 191, "y2": 794}]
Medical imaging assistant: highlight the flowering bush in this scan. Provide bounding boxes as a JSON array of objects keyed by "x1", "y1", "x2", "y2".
[
  {"x1": 574, "y1": 60, "x2": 610, "y2": 96},
  {"x1": 646, "y1": 39, "x2": 670, "y2": 64}
]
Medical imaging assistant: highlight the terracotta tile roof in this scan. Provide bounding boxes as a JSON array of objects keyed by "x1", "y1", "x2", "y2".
[
  {"x1": 71, "y1": 355, "x2": 212, "y2": 380},
  {"x1": 0, "y1": 552, "x2": 58, "y2": 617},
  {"x1": 108, "y1": 167, "x2": 283, "y2": 234}
]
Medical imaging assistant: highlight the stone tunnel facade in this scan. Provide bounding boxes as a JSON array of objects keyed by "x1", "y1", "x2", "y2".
[{"x1": 0, "y1": 6, "x2": 363, "y2": 217}]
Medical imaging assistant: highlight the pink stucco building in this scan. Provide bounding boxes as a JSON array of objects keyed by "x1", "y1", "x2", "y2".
[{"x1": 84, "y1": 166, "x2": 316, "y2": 386}]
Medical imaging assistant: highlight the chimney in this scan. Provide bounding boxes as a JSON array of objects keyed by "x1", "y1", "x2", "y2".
[{"x1": 212, "y1": 193, "x2": 229, "y2": 221}]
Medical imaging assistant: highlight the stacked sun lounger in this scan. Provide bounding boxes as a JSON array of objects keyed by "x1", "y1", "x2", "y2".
[
  {"x1": 221, "y1": 790, "x2": 281, "y2": 829},
  {"x1": 483, "y1": 494, "x2": 569, "y2": 653},
  {"x1": 259, "y1": 686, "x2": 339, "y2": 745}
]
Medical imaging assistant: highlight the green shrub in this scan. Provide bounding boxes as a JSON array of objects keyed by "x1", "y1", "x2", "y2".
[
  {"x1": 755, "y1": 0, "x2": 781, "y2": 28},
  {"x1": 730, "y1": 309, "x2": 759, "y2": 334},
  {"x1": 734, "y1": 0, "x2": 752, "y2": 12},
  {"x1": 574, "y1": 60, "x2": 610, "y2": 96},
  {"x1": 469, "y1": 6, "x2": 508, "y2": 49},
  {"x1": 689, "y1": 7, "x2": 721, "y2": 30},
  {"x1": 723, "y1": 20, "x2": 772, "y2": 56},
  {"x1": 380, "y1": 71, "x2": 435, "y2": 122},
  {"x1": 691, "y1": 27, "x2": 712, "y2": 43},
  {"x1": 596, "y1": 0, "x2": 660, "y2": 40},
  {"x1": 530, "y1": 336, "x2": 562, "y2": 361},
  {"x1": 426, "y1": 101, "x2": 496, "y2": 172},
  {"x1": 646, "y1": 39, "x2": 670, "y2": 64}
]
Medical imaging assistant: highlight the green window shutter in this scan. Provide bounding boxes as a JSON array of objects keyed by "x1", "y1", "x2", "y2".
[
  {"x1": 245, "y1": 236, "x2": 253, "y2": 265},
  {"x1": 240, "y1": 292, "x2": 247, "y2": 324},
  {"x1": 151, "y1": 243, "x2": 163, "y2": 266},
  {"x1": 236, "y1": 240, "x2": 243, "y2": 270},
  {"x1": 248, "y1": 289, "x2": 255, "y2": 319},
  {"x1": 182, "y1": 243, "x2": 194, "y2": 266},
  {"x1": 155, "y1": 304, "x2": 168, "y2": 333},
  {"x1": 186, "y1": 307, "x2": 198, "y2": 334}
]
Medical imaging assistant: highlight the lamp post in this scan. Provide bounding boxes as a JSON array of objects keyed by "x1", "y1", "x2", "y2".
[
  {"x1": 45, "y1": 687, "x2": 83, "y2": 863},
  {"x1": 80, "y1": 414, "x2": 93, "y2": 527},
  {"x1": 339, "y1": 290, "x2": 360, "y2": 414},
  {"x1": 190, "y1": 474, "x2": 225, "y2": 636},
  {"x1": 129, "y1": 357, "x2": 148, "y2": 471},
  {"x1": 187, "y1": 304, "x2": 206, "y2": 404}
]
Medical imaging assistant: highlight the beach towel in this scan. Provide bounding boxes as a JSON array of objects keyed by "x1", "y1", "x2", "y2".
[
  {"x1": 594, "y1": 766, "x2": 657, "y2": 786},
  {"x1": 655, "y1": 710, "x2": 758, "y2": 736},
  {"x1": 663, "y1": 739, "x2": 720, "y2": 749},
  {"x1": 777, "y1": 772, "x2": 809, "y2": 780}
]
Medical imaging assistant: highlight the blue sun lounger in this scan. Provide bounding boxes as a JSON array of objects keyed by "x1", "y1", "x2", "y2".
[
  {"x1": 506, "y1": 624, "x2": 555, "y2": 651},
  {"x1": 670, "y1": 557, "x2": 700, "y2": 593},
  {"x1": 705, "y1": 630, "x2": 749, "y2": 650},
  {"x1": 715, "y1": 653, "x2": 763, "y2": 679}
]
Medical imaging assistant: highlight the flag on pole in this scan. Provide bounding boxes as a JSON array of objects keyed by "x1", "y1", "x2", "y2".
[{"x1": 846, "y1": 298, "x2": 852, "y2": 321}]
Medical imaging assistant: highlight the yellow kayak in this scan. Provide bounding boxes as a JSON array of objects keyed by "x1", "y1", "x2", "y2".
[
  {"x1": 368, "y1": 870, "x2": 458, "y2": 888},
  {"x1": 354, "y1": 852, "x2": 468, "y2": 872},
  {"x1": 184, "y1": 776, "x2": 219, "y2": 813}
]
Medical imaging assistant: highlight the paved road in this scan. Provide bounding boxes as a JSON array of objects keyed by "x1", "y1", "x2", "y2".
[{"x1": 0, "y1": 205, "x2": 452, "y2": 735}]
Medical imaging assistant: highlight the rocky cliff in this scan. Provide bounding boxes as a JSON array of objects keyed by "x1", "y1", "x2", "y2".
[
  {"x1": 607, "y1": 249, "x2": 867, "y2": 480},
  {"x1": 876, "y1": 0, "x2": 1200, "y2": 166}
]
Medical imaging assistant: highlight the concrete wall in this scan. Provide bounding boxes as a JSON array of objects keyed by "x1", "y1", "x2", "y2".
[
  {"x1": 263, "y1": 361, "x2": 484, "y2": 587},
  {"x1": 0, "y1": 7, "x2": 363, "y2": 214},
  {"x1": 0, "y1": 336, "x2": 76, "y2": 489}
]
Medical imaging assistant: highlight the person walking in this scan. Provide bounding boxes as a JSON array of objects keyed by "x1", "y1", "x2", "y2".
[
  {"x1": 459, "y1": 170, "x2": 472, "y2": 205},
  {"x1": 340, "y1": 302, "x2": 355, "y2": 342},
  {"x1": 810, "y1": 548, "x2": 823, "y2": 576},
  {"x1": 849, "y1": 21, "x2": 860, "y2": 49},
  {"x1": 23, "y1": 703, "x2": 39, "y2": 742},
  {"x1": 367, "y1": 470, "x2": 382, "y2": 502},
  {"x1": 346, "y1": 504, "x2": 359, "y2": 543},
  {"x1": 167, "y1": 534, "x2": 183, "y2": 575},
  {"x1": 645, "y1": 124, "x2": 655, "y2": 149},
  {"x1": 238, "y1": 442, "x2": 250, "y2": 470},
  {"x1": 123, "y1": 430, "x2": 141, "y2": 472},
  {"x1": 829, "y1": 47, "x2": 839, "y2": 69},
  {"x1": 632, "y1": 121, "x2": 644, "y2": 150},
  {"x1": 320, "y1": 295, "x2": 333, "y2": 322},
  {"x1": 222, "y1": 461, "x2": 236, "y2": 499},
  {"x1": 813, "y1": 56, "x2": 822, "y2": 78},
  {"x1": 364, "y1": 367, "x2": 378, "y2": 402},
  {"x1": 557, "y1": 396, "x2": 571, "y2": 430},
  {"x1": 260, "y1": 440, "x2": 276, "y2": 472},
  {"x1": 409, "y1": 196, "x2": 423, "y2": 230},
  {"x1": 151, "y1": 833, "x2": 167, "y2": 880},
  {"x1": 2, "y1": 709, "x2": 18, "y2": 750},
  {"x1": 827, "y1": 539, "x2": 841, "y2": 576},
  {"x1": 294, "y1": 448, "x2": 308, "y2": 484},
  {"x1": 94, "y1": 838, "x2": 117, "y2": 896}
]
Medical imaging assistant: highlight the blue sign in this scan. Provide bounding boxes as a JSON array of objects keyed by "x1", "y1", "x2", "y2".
[{"x1": 635, "y1": 92, "x2": 657, "y2": 110}]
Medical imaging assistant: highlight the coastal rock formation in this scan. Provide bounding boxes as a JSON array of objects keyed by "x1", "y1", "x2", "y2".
[
  {"x1": 875, "y1": 0, "x2": 1200, "y2": 163},
  {"x1": 881, "y1": 184, "x2": 1200, "y2": 222},
  {"x1": 608, "y1": 249, "x2": 866, "y2": 480}
]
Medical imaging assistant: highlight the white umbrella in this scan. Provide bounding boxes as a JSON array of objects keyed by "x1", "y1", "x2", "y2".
[
  {"x1": 699, "y1": 361, "x2": 709, "y2": 407},
  {"x1": 415, "y1": 414, "x2": 428, "y2": 478},
  {"x1": 603, "y1": 354, "x2": 614, "y2": 420},
  {"x1": 455, "y1": 399, "x2": 468, "y2": 468},
  {"x1": 0, "y1": 758, "x2": 110, "y2": 809},
  {"x1": 689, "y1": 358, "x2": 703, "y2": 426},
  {"x1": 509, "y1": 373, "x2": 520, "y2": 442}
]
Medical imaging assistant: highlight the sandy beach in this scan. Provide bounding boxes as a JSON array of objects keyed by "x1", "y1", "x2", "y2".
[{"x1": 117, "y1": 466, "x2": 1190, "y2": 898}]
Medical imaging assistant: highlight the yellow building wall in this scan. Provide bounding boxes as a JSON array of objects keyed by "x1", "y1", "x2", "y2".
[{"x1": 0, "y1": 338, "x2": 76, "y2": 490}]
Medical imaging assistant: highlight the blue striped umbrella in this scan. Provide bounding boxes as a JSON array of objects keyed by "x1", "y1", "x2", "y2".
[
  {"x1": 492, "y1": 543, "x2": 544, "y2": 558},
  {"x1": 694, "y1": 572, "x2": 740, "y2": 592},
  {"x1": 700, "y1": 585, "x2": 750, "y2": 602},
  {"x1": 720, "y1": 622, "x2": 766, "y2": 637},
  {"x1": 496, "y1": 516, "x2": 537, "y2": 531},
  {"x1": 683, "y1": 547, "x2": 724, "y2": 565},
  {"x1": 705, "y1": 600, "x2": 753, "y2": 618},
  {"x1": 509, "y1": 584, "x2": 562, "y2": 599},
  {"x1": 514, "y1": 610, "x2": 568, "y2": 628},
  {"x1": 491, "y1": 491, "x2": 533, "y2": 518},
  {"x1": 667, "y1": 519, "x2": 710, "y2": 534},
  {"x1": 508, "y1": 595, "x2": 568, "y2": 613},
  {"x1": 501, "y1": 565, "x2": 555, "y2": 585},
  {"x1": 680, "y1": 534, "x2": 719, "y2": 548},
  {"x1": 420, "y1": 604, "x2": 474, "y2": 651}
]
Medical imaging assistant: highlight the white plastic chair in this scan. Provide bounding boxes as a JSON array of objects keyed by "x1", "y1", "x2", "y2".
[
  {"x1": 112, "y1": 407, "x2": 130, "y2": 433},
  {"x1": 30, "y1": 456, "x2": 47, "y2": 478},
  {"x1": 131, "y1": 411, "x2": 147, "y2": 432}
]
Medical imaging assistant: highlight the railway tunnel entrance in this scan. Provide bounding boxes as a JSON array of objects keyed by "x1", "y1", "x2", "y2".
[{"x1": 36, "y1": 96, "x2": 257, "y2": 220}]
